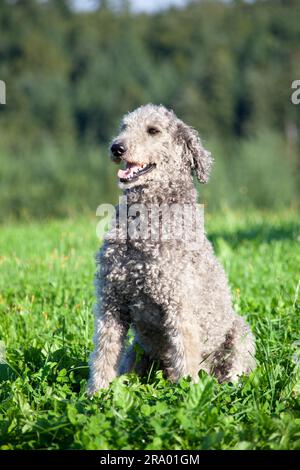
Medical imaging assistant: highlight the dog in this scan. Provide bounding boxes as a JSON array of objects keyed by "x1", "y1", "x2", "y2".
[{"x1": 87, "y1": 104, "x2": 255, "y2": 395}]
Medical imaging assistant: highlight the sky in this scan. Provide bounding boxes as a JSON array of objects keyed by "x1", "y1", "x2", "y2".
[{"x1": 72, "y1": 0, "x2": 187, "y2": 13}]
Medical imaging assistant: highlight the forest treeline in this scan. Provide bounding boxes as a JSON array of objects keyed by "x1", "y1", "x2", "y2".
[{"x1": 0, "y1": 0, "x2": 299, "y2": 219}]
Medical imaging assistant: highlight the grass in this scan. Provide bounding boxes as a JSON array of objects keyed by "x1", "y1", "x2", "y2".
[{"x1": 0, "y1": 210, "x2": 300, "y2": 450}]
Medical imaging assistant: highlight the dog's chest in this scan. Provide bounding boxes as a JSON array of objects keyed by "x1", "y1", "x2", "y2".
[
  {"x1": 109, "y1": 252, "x2": 164, "y2": 327},
  {"x1": 101, "y1": 240, "x2": 188, "y2": 326},
  {"x1": 102, "y1": 241, "x2": 165, "y2": 302}
]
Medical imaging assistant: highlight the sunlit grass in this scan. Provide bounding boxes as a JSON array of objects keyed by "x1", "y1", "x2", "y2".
[{"x1": 0, "y1": 211, "x2": 300, "y2": 449}]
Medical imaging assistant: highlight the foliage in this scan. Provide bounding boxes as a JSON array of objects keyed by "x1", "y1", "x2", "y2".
[
  {"x1": 0, "y1": 144, "x2": 119, "y2": 221},
  {"x1": 0, "y1": 130, "x2": 298, "y2": 221},
  {"x1": 0, "y1": 0, "x2": 300, "y2": 218},
  {"x1": 1, "y1": 0, "x2": 300, "y2": 145},
  {"x1": 0, "y1": 211, "x2": 300, "y2": 449},
  {"x1": 201, "y1": 130, "x2": 299, "y2": 211}
]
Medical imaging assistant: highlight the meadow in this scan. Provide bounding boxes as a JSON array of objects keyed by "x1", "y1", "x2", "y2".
[{"x1": 0, "y1": 210, "x2": 300, "y2": 450}]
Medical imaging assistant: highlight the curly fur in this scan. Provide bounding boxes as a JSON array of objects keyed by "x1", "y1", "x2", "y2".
[{"x1": 87, "y1": 104, "x2": 255, "y2": 394}]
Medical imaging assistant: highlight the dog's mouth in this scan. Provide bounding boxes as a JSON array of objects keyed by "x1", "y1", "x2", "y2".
[{"x1": 117, "y1": 162, "x2": 156, "y2": 183}]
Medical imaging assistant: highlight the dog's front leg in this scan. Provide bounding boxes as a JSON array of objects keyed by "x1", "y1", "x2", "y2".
[
  {"x1": 162, "y1": 306, "x2": 200, "y2": 383},
  {"x1": 87, "y1": 305, "x2": 128, "y2": 395},
  {"x1": 163, "y1": 323, "x2": 187, "y2": 382}
]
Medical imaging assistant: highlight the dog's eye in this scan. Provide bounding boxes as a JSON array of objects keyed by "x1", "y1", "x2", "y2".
[
  {"x1": 147, "y1": 126, "x2": 160, "y2": 135},
  {"x1": 121, "y1": 123, "x2": 127, "y2": 131}
]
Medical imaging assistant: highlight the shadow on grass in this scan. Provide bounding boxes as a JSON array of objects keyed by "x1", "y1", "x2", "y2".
[
  {"x1": 208, "y1": 219, "x2": 300, "y2": 249},
  {"x1": 5, "y1": 346, "x2": 89, "y2": 392}
]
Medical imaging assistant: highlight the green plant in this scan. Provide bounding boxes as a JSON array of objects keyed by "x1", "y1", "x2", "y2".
[{"x1": 0, "y1": 211, "x2": 299, "y2": 449}]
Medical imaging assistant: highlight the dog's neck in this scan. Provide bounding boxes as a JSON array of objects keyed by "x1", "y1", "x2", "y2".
[
  {"x1": 116, "y1": 178, "x2": 203, "y2": 249},
  {"x1": 124, "y1": 178, "x2": 197, "y2": 206}
]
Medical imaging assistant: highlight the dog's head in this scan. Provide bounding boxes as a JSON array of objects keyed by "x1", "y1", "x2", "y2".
[{"x1": 110, "y1": 104, "x2": 213, "y2": 189}]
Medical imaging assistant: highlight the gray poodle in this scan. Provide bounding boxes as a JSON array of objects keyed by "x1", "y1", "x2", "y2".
[{"x1": 87, "y1": 104, "x2": 255, "y2": 395}]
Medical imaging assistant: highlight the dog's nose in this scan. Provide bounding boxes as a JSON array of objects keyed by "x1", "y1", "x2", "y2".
[{"x1": 111, "y1": 142, "x2": 127, "y2": 158}]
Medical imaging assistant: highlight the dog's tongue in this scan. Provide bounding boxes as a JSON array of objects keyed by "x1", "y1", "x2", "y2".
[
  {"x1": 117, "y1": 168, "x2": 131, "y2": 179},
  {"x1": 118, "y1": 162, "x2": 142, "y2": 179}
]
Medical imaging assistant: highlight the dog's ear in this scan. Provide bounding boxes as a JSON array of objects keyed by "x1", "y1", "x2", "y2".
[{"x1": 176, "y1": 121, "x2": 213, "y2": 183}]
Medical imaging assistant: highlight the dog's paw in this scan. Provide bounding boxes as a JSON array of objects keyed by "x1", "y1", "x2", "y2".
[
  {"x1": 86, "y1": 384, "x2": 97, "y2": 397},
  {"x1": 86, "y1": 376, "x2": 112, "y2": 396}
]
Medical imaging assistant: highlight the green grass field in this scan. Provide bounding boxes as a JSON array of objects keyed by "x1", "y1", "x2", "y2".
[{"x1": 0, "y1": 211, "x2": 300, "y2": 450}]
